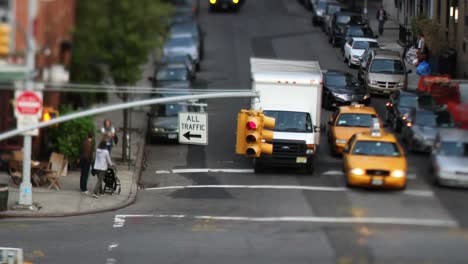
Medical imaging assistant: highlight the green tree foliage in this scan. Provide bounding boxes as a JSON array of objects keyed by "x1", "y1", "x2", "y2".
[
  {"x1": 49, "y1": 106, "x2": 96, "y2": 165},
  {"x1": 411, "y1": 16, "x2": 447, "y2": 56},
  {"x1": 71, "y1": 0, "x2": 172, "y2": 88}
]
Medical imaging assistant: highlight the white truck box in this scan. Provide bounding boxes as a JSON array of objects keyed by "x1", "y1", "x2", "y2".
[{"x1": 250, "y1": 57, "x2": 323, "y2": 172}]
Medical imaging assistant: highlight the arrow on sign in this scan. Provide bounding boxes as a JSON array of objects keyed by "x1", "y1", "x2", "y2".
[{"x1": 183, "y1": 131, "x2": 202, "y2": 140}]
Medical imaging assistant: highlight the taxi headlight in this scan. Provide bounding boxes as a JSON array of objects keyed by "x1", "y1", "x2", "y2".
[
  {"x1": 350, "y1": 168, "x2": 365, "y2": 175},
  {"x1": 391, "y1": 170, "x2": 406, "y2": 178},
  {"x1": 335, "y1": 139, "x2": 347, "y2": 144}
]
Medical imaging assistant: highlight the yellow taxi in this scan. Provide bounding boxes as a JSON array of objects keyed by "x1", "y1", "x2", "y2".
[
  {"x1": 327, "y1": 104, "x2": 381, "y2": 155},
  {"x1": 342, "y1": 120, "x2": 407, "y2": 189}
]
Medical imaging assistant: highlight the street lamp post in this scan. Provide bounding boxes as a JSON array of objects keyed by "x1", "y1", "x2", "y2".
[{"x1": 18, "y1": 0, "x2": 36, "y2": 206}]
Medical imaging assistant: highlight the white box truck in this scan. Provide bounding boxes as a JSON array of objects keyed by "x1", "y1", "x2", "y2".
[{"x1": 250, "y1": 57, "x2": 323, "y2": 173}]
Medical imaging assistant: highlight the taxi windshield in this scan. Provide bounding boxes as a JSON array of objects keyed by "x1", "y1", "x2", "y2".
[
  {"x1": 336, "y1": 113, "x2": 375, "y2": 127},
  {"x1": 439, "y1": 142, "x2": 468, "y2": 157},
  {"x1": 352, "y1": 140, "x2": 401, "y2": 157}
]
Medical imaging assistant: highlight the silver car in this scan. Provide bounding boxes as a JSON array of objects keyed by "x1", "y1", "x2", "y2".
[
  {"x1": 163, "y1": 35, "x2": 200, "y2": 70},
  {"x1": 431, "y1": 128, "x2": 468, "y2": 187},
  {"x1": 402, "y1": 109, "x2": 455, "y2": 152}
]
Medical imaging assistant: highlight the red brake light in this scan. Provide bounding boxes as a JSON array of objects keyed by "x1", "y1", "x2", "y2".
[{"x1": 246, "y1": 121, "x2": 257, "y2": 130}]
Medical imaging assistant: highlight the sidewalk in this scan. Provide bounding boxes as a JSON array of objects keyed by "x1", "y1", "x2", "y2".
[{"x1": 0, "y1": 58, "x2": 154, "y2": 218}]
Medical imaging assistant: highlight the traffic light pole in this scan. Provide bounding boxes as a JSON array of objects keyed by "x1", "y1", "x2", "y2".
[{"x1": 19, "y1": 0, "x2": 36, "y2": 206}]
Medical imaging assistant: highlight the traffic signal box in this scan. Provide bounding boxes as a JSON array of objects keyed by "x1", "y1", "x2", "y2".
[
  {"x1": 236, "y1": 110, "x2": 275, "y2": 157},
  {"x1": 0, "y1": 23, "x2": 10, "y2": 57},
  {"x1": 42, "y1": 107, "x2": 59, "y2": 122}
]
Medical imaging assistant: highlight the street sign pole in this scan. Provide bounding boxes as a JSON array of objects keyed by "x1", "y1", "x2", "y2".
[{"x1": 19, "y1": 0, "x2": 37, "y2": 206}]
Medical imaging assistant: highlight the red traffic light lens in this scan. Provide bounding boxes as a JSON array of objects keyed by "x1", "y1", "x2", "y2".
[{"x1": 246, "y1": 121, "x2": 257, "y2": 130}]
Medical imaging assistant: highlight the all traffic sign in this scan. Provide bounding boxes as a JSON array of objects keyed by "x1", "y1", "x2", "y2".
[
  {"x1": 15, "y1": 91, "x2": 43, "y2": 116},
  {"x1": 178, "y1": 112, "x2": 208, "y2": 145}
]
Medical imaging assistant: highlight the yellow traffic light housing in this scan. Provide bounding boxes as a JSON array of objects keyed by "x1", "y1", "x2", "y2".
[
  {"x1": 0, "y1": 23, "x2": 10, "y2": 57},
  {"x1": 235, "y1": 110, "x2": 275, "y2": 157},
  {"x1": 42, "y1": 107, "x2": 59, "y2": 124}
]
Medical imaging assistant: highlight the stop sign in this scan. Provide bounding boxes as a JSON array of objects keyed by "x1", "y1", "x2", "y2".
[{"x1": 16, "y1": 91, "x2": 43, "y2": 115}]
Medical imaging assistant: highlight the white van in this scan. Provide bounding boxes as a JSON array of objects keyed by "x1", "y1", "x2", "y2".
[{"x1": 250, "y1": 58, "x2": 323, "y2": 173}]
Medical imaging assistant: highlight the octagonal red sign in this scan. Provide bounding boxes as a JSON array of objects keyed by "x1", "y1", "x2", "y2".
[{"x1": 16, "y1": 91, "x2": 43, "y2": 115}]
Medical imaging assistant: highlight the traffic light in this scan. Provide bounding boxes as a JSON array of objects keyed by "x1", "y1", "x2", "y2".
[
  {"x1": 0, "y1": 23, "x2": 10, "y2": 57},
  {"x1": 236, "y1": 110, "x2": 275, "y2": 157},
  {"x1": 42, "y1": 107, "x2": 59, "y2": 122}
]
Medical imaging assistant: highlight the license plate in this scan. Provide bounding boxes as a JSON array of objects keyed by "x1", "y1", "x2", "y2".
[
  {"x1": 168, "y1": 134, "x2": 177, "y2": 139},
  {"x1": 372, "y1": 177, "x2": 383, "y2": 186},
  {"x1": 296, "y1": 157, "x2": 307, "y2": 163}
]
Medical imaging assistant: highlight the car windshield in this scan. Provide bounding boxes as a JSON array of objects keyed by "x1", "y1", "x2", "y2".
[
  {"x1": 414, "y1": 112, "x2": 437, "y2": 126},
  {"x1": 167, "y1": 37, "x2": 193, "y2": 47},
  {"x1": 156, "y1": 68, "x2": 188, "y2": 81},
  {"x1": 337, "y1": 15, "x2": 362, "y2": 24},
  {"x1": 439, "y1": 142, "x2": 468, "y2": 157},
  {"x1": 263, "y1": 110, "x2": 313, "y2": 133},
  {"x1": 336, "y1": 113, "x2": 375, "y2": 127},
  {"x1": 352, "y1": 140, "x2": 401, "y2": 156},
  {"x1": 159, "y1": 104, "x2": 186, "y2": 117},
  {"x1": 369, "y1": 59, "x2": 405, "y2": 74},
  {"x1": 325, "y1": 73, "x2": 357, "y2": 87},
  {"x1": 353, "y1": 41, "x2": 379, "y2": 50},
  {"x1": 327, "y1": 5, "x2": 341, "y2": 15}
]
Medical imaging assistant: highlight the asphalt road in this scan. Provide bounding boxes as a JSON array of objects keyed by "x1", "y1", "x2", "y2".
[{"x1": 2, "y1": 0, "x2": 468, "y2": 263}]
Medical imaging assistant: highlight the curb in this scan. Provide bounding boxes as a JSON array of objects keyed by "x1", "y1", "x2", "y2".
[{"x1": 0, "y1": 136, "x2": 146, "y2": 219}]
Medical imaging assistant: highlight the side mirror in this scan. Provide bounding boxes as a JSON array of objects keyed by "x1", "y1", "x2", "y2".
[
  {"x1": 374, "y1": 35, "x2": 379, "y2": 39},
  {"x1": 407, "y1": 69, "x2": 412, "y2": 74},
  {"x1": 314, "y1": 126, "x2": 320, "y2": 132},
  {"x1": 148, "y1": 77, "x2": 155, "y2": 82}
]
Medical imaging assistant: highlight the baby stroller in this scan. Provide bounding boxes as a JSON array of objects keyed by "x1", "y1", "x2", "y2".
[{"x1": 103, "y1": 166, "x2": 121, "y2": 195}]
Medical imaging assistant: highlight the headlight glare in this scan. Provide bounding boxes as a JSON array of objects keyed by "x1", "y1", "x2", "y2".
[
  {"x1": 350, "y1": 168, "x2": 365, "y2": 175},
  {"x1": 391, "y1": 170, "x2": 406, "y2": 178}
]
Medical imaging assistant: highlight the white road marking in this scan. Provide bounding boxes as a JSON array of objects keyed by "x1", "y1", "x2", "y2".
[
  {"x1": 114, "y1": 214, "x2": 458, "y2": 228},
  {"x1": 145, "y1": 184, "x2": 434, "y2": 197},
  {"x1": 107, "y1": 243, "x2": 119, "y2": 251},
  {"x1": 156, "y1": 168, "x2": 254, "y2": 174},
  {"x1": 322, "y1": 170, "x2": 344, "y2": 176}
]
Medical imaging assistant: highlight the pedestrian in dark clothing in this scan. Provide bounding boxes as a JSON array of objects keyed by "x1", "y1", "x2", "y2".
[
  {"x1": 376, "y1": 6, "x2": 387, "y2": 35},
  {"x1": 92, "y1": 140, "x2": 113, "y2": 199},
  {"x1": 100, "y1": 119, "x2": 116, "y2": 155},
  {"x1": 80, "y1": 132, "x2": 94, "y2": 194}
]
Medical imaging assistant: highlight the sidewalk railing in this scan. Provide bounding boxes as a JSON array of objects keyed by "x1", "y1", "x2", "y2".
[{"x1": 398, "y1": 24, "x2": 413, "y2": 47}]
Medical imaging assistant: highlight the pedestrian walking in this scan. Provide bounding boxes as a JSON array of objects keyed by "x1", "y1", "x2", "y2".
[
  {"x1": 100, "y1": 119, "x2": 116, "y2": 155},
  {"x1": 376, "y1": 6, "x2": 387, "y2": 35},
  {"x1": 79, "y1": 132, "x2": 94, "y2": 194},
  {"x1": 92, "y1": 140, "x2": 113, "y2": 199}
]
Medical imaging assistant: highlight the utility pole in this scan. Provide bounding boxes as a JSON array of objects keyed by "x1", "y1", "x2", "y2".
[
  {"x1": 18, "y1": 0, "x2": 36, "y2": 206},
  {"x1": 363, "y1": 0, "x2": 368, "y2": 19}
]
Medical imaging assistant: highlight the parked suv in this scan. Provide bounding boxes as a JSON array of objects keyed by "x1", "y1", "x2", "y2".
[
  {"x1": 329, "y1": 11, "x2": 366, "y2": 46},
  {"x1": 311, "y1": 0, "x2": 339, "y2": 26},
  {"x1": 363, "y1": 49, "x2": 411, "y2": 95}
]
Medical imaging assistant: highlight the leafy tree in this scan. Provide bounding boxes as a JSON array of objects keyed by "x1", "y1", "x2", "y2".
[{"x1": 70, "y1": 0, "x2": 172, "y2": 160}]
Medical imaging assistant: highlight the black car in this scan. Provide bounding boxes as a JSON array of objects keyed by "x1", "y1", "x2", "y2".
[
  {"x1": 322, "y1": 70, "x2": 371, "y2": 109},
  {"x1": 321, "y1": 2, "x2": 345, "y2": 34},
  {"x1": 340, "y1": 25, "x2": 376, "y2": 48},
  {"x1": 329, "y1": 11, "x2": 366, "y2": 46},
  {"x1": 385, "y1": 90, "x2": 438, "y2": 132},
  {"x1": 159, "y1": 53, "x2": 196, "y2": 79},
  {"x1": 209, "y1": 0, "x2": 245, "y2": 12},
  {"x1": 311, "y1": 0, "x2": 339, "y2": 26},
  {"x1": 150, "y1": 64, "x2": 192, "y2": 88},
  {"x1": 402, "y1": 109, "x2": 455, "y2": 152}
]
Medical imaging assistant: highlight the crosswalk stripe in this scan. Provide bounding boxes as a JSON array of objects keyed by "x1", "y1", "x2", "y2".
[{"x1": 156, "y1": 168, "x2": 254, "y2": 174}]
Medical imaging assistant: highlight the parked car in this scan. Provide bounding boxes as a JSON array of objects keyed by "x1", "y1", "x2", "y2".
[
  {"x1": 163, "y1": 35, "x2": 200, "y2": 70},
  {"x1": 357, "y1": 47, "x2": 380, "y2": 82},
  {"x1": 160, "y1": 53, "x2": 196, "y2": 79},
  {"x1": 363, "y1": 49, "x2": 411, "y2": 95},
  {"x1": 168, "y1": 0, "x2": 199, "y2": 15},
  {"x1": 340, "y1": 25, "x2": 376, "y2": 50},
  {"x1": 209, "y1": 0, "x2": 244, "y2": 12},
  {"x1": 169, "y1": 21, "x2": 204, "y2": 59},
  {"x1": 169, "y1": 12, "x2": 196, "y2": 26},
  {"x1": 322, "y1": 70, "x2": 371, "y2": 109},
  {"x1": 343, "y1": 37, "x2": 379, "y2": 68},
  {"x1": 402, "y1": 109, "x2": 455, "y2": 152},
  {"x1": 431, "y1": 128, "x2": 468, "y2": 187},
  {"x1": 321, "y1": 2, "x2": 345, "y2": 34},
  {"x1": 329, "y1": 11, "x2": 366, "y2": 46},
  {"x1": 385, "y1": 90, "x2": 437, "y2": 132},
  {"x1": 150, "y1": 64, "x2": 192, "y2": 88},
  {"x1": 311, "y1": 0, "x2": 339, "y2": 26},
  {"x1": 146, "y1": 90, "x2": 196, "y2": 143}
]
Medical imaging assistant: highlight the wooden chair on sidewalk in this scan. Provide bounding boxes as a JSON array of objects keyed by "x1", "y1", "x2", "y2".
[
  {"x1": 43, "y1": 152, "x2": 68, "y2": 190},
  {"x1": 8, "y1": 150, "x2": 23, "y2": 186}
]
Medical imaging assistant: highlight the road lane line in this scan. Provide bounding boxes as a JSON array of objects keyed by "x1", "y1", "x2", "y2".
[
  {"x1": 322, "y1": 170, "x2": 344, "y2": 176},
  {"x1": 144, "y1": 184, "x2": 434, "y2": 197},
  {"x1": 156, "y1": 168, "x2": 255, "y2": 174},
  {"x1": 114, "y1": 214, "x2": 458, "y2": 228}
]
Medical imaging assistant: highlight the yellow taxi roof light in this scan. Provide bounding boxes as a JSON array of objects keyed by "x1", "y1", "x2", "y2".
[{"x1": 351, "y1": 103, "x2": 364, "y2": 108}]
